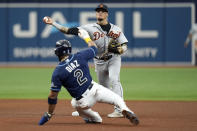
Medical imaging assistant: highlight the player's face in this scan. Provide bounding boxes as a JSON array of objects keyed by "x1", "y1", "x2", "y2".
[{"x1": 96, "y1": 10, "x2": 108, "y2": 21}]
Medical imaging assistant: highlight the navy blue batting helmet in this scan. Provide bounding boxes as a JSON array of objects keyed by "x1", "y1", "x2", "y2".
[{"x1": 54, "y1": 39, "x2": 72, "y2": 57}]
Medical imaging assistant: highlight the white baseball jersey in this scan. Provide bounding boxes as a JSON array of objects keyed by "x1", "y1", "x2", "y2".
[
  {"x1": 189, "y1": 24, "x2": 197, "y2": 52},
  {"x1": 78, "y1": 23, "x2": 128, "y2": 60},
  {"x1": 190, "y1": 24, "x2": 197, "y2": 40}
]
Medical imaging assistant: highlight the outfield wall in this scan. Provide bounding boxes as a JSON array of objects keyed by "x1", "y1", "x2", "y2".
[{"x1": 0, "y1": 2, "x2": 195, "y2": 65}]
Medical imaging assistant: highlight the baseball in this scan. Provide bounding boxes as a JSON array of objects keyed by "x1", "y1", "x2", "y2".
[{"x1": 43, "y1": 16, "x2": 49, "y2": 22}]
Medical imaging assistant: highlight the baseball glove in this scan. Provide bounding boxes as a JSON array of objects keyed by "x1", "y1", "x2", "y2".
[
  {"x1": 108, "y1": 39, "x2": 124, "y2": 54},
  {"x1": 99, "y1": 52, "x2": 112, "y2": 61}
]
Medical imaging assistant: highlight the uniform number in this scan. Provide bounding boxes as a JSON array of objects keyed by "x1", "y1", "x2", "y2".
[{"x1": 74, "y1": 69, "x2": 88, "y2": 86}]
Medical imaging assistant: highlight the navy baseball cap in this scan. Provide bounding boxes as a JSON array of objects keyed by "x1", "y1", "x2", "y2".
[{"x1": 95, "y1": 3, "x2": 108, "y2": 12}]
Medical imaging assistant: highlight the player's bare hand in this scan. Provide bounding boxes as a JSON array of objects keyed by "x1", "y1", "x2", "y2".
[{"x1": 43, "y1": 16, "x2": 53, "y2": 25}]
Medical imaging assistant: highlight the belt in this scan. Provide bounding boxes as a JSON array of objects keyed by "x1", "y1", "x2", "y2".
[
  {"x1": 76, "y1": 83, "x2": 93, "y2": 101},
  {"x1": 95, "y1": 54, "x2": 112, "y2": 61}
]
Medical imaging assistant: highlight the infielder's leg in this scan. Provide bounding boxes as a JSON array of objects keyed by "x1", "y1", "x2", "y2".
[
  {"x1": 108, "y1": 56, "x2": 123, "y2": 98},
  {"x1": 94, "y1": 63, "x2": 110, "y2": 88},
  {"x1": 93, "y1": 81, "x2": 139, "y2": 125},
  {"x1": 94, "y1": 57, "x2": 123, "y2": 117},
  {"x1": 93, "y1": 81, "x2": 130, "y2": 113},
  {"x1": 107, "y1": 56, "x2": 124, "y2": 117},
  {"x1": 94, "y1": 57, "x2": 123, "y2": 98}
]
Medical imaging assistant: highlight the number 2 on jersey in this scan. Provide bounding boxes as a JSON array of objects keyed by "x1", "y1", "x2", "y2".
[{"x1": 74, "y1": 69, "x2": 88, "y2": 86}]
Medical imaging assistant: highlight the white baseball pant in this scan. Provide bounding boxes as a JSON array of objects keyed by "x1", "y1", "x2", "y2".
[{"x1": 71, "y1": 81, "x2": 134, "y2": 123}]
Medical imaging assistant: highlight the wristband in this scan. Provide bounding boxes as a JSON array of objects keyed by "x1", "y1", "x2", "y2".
[
  {"x1": 84, "y1": 37, "x2": 92, "y2": 43},
  {"x1": 48, "y1": 97, "x2": 57, "y2": 104}
]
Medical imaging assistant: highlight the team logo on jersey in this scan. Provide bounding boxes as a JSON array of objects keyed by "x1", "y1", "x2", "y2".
[
  {"x1": 93, "y1": 31, "x2": 121, "y2": 40},
  {"x1": 107, "y1": 31, "x2": 121, "y2": 39},
  {"x1": 93, "y1": 32, "x2": 105, "y2": 40}
]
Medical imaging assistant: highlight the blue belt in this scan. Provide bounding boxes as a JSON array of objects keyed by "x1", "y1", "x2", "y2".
[{"x1": 76, "y1": 83, "x2": 93, "y2": 101}]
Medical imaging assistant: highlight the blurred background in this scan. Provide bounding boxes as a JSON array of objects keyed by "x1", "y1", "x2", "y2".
[
  {"x1": 0, "y1": 0, "x2": 196, "y2": 66},
  {"x1": 0, "y1": 0, "x2": 197, "y2": 100}
]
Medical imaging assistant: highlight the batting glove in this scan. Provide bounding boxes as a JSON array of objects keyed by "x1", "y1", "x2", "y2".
[{"x1": 38, "y1": 112, "x2": 53, "y2": 125}]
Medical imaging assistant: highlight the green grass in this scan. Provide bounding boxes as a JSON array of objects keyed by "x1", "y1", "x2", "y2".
[
  {"x1": 0, "y1": 67, "x2": 197, "y2": 101},
  {"x1": 121, "y1": 68, "x2": 197, "y2": 101}
]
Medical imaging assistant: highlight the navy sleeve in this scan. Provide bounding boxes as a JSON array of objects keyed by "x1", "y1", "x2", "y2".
[
  {"x1": 79, "y1": 46, "x2": 98, "y2": 61},
  {"x1": 50, "y1": 70, "x2": 62, "y2": 92},
  {"x1": 67, "y1": 27, "x2": 79, "y2": 35}
]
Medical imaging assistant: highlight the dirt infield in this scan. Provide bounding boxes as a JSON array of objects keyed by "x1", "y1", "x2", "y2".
[{"x1": 0, "y1": 100, "x2": 197, "y2": 131}]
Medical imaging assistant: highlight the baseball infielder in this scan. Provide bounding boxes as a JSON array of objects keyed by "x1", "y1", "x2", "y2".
[
  {"x1": 184, "y1": 23, "x2": 197, "y2": 65},
  {"x1": 38, "y1": 29, "x2": 139, "y2": 125},
  {"x1": 43, "y1": 3, "x2": 128, "y2": 117}
]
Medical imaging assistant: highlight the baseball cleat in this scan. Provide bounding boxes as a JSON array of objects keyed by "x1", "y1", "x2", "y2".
[
  {"x1": 122, "y1": 110, "x2": 139, "y2": 126},
  {"x1": 107, "y1": 111, "x2": 124, "y2": 118},
  {"x1": 72, "y1": 111, "x2": 79, "y2": 116}
]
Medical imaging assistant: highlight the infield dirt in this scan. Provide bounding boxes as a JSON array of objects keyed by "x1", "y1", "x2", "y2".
[{"x1": 0, "y1": 100, "x2": 197, "y2": 131}]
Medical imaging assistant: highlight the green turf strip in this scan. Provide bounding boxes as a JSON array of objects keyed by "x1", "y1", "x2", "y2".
[
  {"x1": 121, "y1": 68, "x2": 197, "y2": 101},
  {"x1": 0, "y1": 67, "x2": 196, "y2": 101}
]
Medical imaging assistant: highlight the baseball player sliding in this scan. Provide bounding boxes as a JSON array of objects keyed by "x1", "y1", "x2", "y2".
[
  {"x1": 43, "y1": 3, "x2": 128, "y2": 118},
  {"x1": 38, "y1": 28, "x2": 139, "y2": 125}
]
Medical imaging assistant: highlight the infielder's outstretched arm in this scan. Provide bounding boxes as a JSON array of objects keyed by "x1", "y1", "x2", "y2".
[
  {"x1": 43, "y1": 16, "x2": 78, "y2": 35},
  {"x1": 43, "y1": 17, "x2": 95, "y2": 47}
]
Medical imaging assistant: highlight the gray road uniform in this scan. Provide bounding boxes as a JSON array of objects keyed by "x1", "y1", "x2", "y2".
[
  {"x1": 185, "y1": 24, "x2": 197, "y2": 65},
  {"x1": 189, "y1": 24, "x2": 197, "y2": 53},
  {"x1": 78, "y1": 23, "x2": 128, "y2": 100}
]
